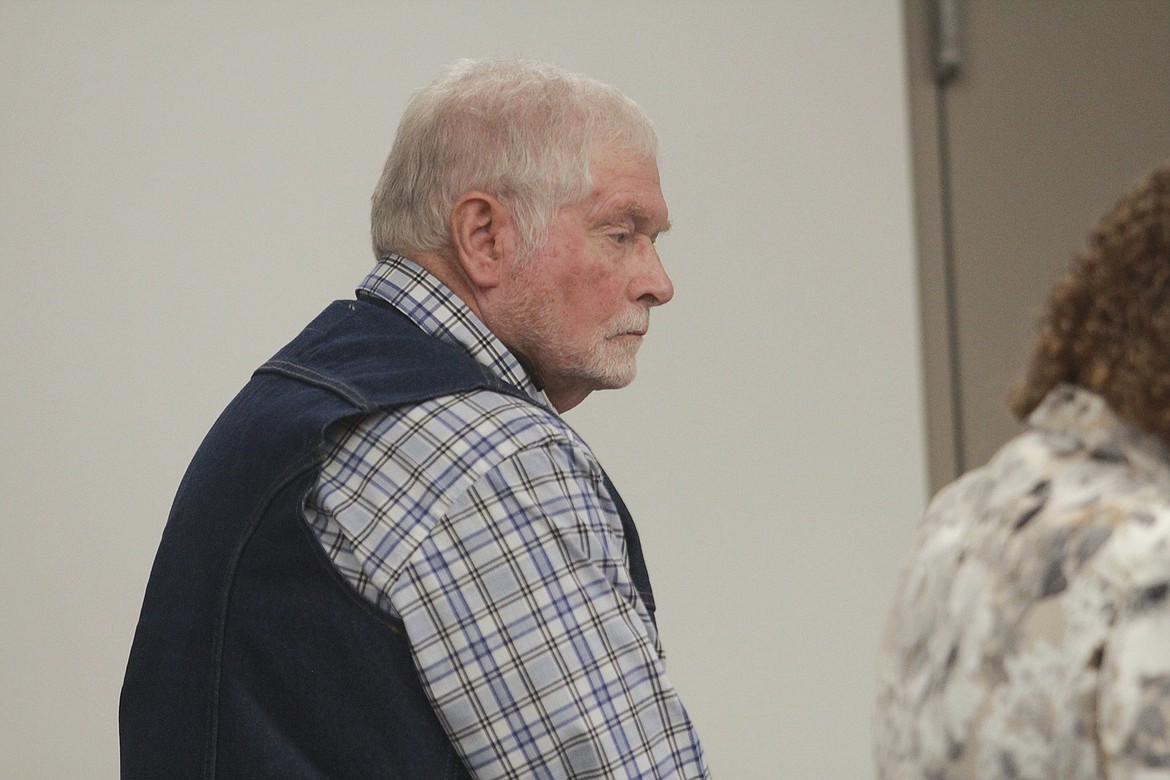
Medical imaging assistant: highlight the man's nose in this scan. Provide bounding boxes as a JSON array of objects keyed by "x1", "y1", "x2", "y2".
[{"x1": 637, "y1": 244, "x2": 674, "y2": 307}]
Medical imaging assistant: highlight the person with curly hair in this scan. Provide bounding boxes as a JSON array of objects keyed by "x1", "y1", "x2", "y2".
[{"x1": 876, "y1": 161, "x2": 1170, "y2": 779}]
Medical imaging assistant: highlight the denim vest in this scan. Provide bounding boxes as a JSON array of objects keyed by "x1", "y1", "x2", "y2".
[{"x1": 120, "y1": 298, "x2": 656, "y2": 779}]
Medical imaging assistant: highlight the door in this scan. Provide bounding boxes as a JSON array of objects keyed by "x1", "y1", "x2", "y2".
[{"x1": 905, "y1": 0, "x2": 1170, "y2": 491}]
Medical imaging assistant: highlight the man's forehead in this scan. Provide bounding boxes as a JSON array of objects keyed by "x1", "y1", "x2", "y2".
[{"x1": 575, "y1": 151, "x2": 669, "y2": 222}]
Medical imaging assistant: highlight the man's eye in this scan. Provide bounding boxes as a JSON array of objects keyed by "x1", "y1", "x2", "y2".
[{"x1": 610, "y1": 232, "x2": 632, "y2": 245}]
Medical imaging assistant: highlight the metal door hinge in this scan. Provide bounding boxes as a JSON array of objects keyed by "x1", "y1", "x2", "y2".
[{"x1": 934, "y1": 0, "x2": 962, "y2": 85}]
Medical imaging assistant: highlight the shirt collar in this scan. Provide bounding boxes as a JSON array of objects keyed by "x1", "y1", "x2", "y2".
[
  {"x1": 1030, "y1": 383, "x2": 1170, "y2": 482},
  {"x1": 357, "y1": 254, "x2": 551, "y2": 409}
]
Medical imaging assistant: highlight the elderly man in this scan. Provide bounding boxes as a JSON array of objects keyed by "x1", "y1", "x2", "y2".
[{"x1": 120, "y1": 59, "x2": 709, "y2": 778}]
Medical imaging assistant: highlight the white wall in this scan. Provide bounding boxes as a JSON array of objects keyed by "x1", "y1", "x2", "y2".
[{"x1": 0, "y1": 2, "x2": 927, "y2": 777}]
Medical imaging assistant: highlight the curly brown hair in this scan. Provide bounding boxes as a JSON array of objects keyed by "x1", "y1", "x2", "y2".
[{"x1": 1010, "y1": 162, "x2": 1170, "y2": 440}]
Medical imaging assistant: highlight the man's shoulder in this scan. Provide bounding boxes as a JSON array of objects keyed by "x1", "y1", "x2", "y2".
[
  {"x1": 425, "y1": 388, "x2": 589, "y2": 463},
  {"x1": 320, "y1": 389, "x2": 603, "y2": 550},
  {"x1": 354, "y1": 387, "x2": 594, "y2": 475}
]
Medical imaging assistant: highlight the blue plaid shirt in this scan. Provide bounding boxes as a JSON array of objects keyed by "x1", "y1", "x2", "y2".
[{"x1": 305, "y1": 255, "x2": 710, "y2": 778}]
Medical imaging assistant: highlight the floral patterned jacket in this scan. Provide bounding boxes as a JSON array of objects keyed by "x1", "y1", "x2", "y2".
[{"x1": 876, "y1": 384, "x2": 1170, "y2": 779}]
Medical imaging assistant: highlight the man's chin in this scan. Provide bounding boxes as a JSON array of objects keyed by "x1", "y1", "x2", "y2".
[{"x1": 596, "y1": 364, "x2": 638, "y2": 390}]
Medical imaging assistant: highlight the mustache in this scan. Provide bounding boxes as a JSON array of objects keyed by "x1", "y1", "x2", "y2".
[{"x1": 608, "y1": 311, "x2": 651, "y2": 338}]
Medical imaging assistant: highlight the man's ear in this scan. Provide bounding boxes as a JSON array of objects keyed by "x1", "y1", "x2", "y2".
[{"x1": 450, "y1": 192, "x2": 515, "y2": 289}]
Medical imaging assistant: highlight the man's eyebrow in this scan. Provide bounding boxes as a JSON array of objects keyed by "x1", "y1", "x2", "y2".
[{"x1": 610, "y1": 204, "x2": 671, "y2": 234}]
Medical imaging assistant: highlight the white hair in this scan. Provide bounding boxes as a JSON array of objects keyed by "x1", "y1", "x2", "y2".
[{"x1": 370, "y1": 59, "x2": 658, "y2": 260}]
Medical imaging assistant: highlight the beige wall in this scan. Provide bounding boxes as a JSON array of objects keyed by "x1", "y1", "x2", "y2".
[{"x1": 0, "y1": 2, "x2": 925, "y2": 776}]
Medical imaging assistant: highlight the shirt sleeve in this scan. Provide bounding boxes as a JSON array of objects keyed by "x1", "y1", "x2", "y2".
[
  {"x1": 1098, "y1": 582, "x2": 1170, "y2": 779},
  {"x1": 390, "y1": 438, "x2": 710, "y2": 779}
]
